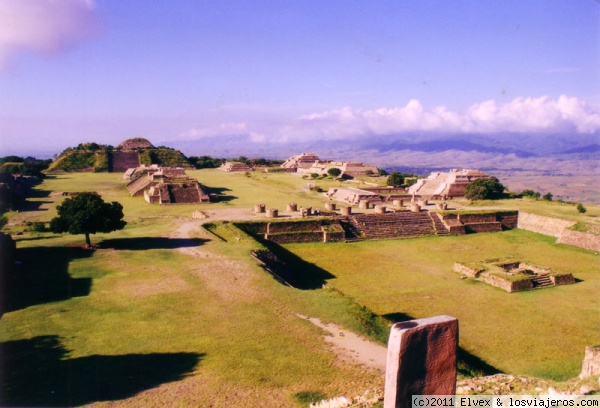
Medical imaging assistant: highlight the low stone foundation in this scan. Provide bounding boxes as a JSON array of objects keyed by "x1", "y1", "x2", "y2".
[{"x1": 454, "y1": 260, "x2": 574, "y2": 293}]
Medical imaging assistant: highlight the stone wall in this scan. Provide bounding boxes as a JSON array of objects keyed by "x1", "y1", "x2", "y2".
[
  {"x1": 497, "y1": 212, "x2": 519, "y2": 229},
  {"x1": 265, "y1": 231, "x2": 323, "y2": 244},
  {"x1": 481, "y1": 274, "x2": 533, "y2": 293},
  {"x1": 517, "y1": 212, "x2": 574, "y2": 237},
  {"x1": 453, "y1": 263, "x2": 483, "y2": 278},
  {"x1": 551, "y1": 274, "x2": 576, "y2": 286},
  {"x1": 464, "y1": 222, "x2": 503, "y2": 233},
  {"x1": 458, "y1": 213, "x2": 498, "y2": 224},
  {"x1": 557, "y1": 230, "x2": 600, "y2": 251},
  {"x1": 267, "y1": 220, "x2": 322, "y2": 234}
]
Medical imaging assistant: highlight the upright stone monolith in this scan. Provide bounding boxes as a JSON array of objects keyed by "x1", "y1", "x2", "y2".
[{"x1": 384, "y1": 315, "x2": 458, "y2": 408}]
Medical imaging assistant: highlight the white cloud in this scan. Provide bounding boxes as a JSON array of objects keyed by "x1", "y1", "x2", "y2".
[
  {"x1": 0, "y1": 0, "x2": 101, "y2": 70},
  {"x1": 178, "y1": 122, "x2": 249, "y2": 140},
  {"x1": 280, "y1": 95, "x2": 600, "y2": 141},
  {"x1": 179, "y1": 95, "x2": 600, "y2": 144}
]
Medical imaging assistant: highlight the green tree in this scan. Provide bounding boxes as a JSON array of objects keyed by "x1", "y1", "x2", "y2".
[
  {"x1": 464, "y1": 177, "x2": 506, "y2": 200},
  {"x1": 327, "y1": 167, "x2": 342, "y2": 177},
  {"x1": 50, "y1": 192, "x2": 126, "y2": 248},
  {"x1": 377, "y1": 169, "x2": 388, "y2": 176},
  {"x1": 387, "y1": 171, "x2": 404, "y2": 187},
  {"x1": 576, "y1": 203, "x2": 587, "y2": 214},
  {"x1": 521, "y1": 189, "x2": 541, "y2": 199},
  {"x1": 542, "y1": 192, "x2": 553, "y2": 201}
]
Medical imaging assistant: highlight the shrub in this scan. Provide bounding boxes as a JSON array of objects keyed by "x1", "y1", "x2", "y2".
[
  {"x1": 464, "y1": 177, "x2": 506, "y2": 200},
  {"x1": 521, "y1": 189, "x2": 541, "y2": 199},
  {"x1": 387, "y1": 171, "x2": 404, "y2": 187},
  {"x1": 577, "y1": 203, "x2": 587, "y2": 214},
  {"x1": 327, "y1": 167, "x2": 342, "y2": 177},
  {"x1": 542, "y1": 192, "x2": 553, "y2": 201}
]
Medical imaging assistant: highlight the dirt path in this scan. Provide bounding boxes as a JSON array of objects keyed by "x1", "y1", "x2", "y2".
[{"x1": 298, "y1": 315, "x2": 387, "y2": 373}]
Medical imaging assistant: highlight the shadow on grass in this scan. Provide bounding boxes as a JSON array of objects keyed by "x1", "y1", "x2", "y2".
[
  {"x1": 2, "y1": 246, "x2": 94, "y2": 314},
  {"x1": 383, "y1": 312, "x2": 501, "y2": 377},
  {"x1": 98, "y1": 237, "x2": 209, "y2": 250},
  {"x1": 259, "y1": 242, "x2": 336, "y2": 289},
  {"x1": 206, "y1": 186, "x2": 237, "y2": 202},
  {"x1": 0, "y1": 336, "x2": 203, "y2": 407}
]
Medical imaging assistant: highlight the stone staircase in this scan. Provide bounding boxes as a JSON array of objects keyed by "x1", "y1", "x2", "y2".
[
  {"x1": 339, "y1": 218, "x2": 364, "y2": 241},
  {"x1": 349, "y1": 212, "x2": 436, "y2": 240},
  {"x1": 428, "y1": 212, "x2": 450, "y2": 236},
  {"x1": 531, "y1": 274, "x2": 553, "y2": 289}
]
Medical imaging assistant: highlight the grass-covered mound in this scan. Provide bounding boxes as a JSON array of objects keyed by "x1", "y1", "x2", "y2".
[
  {"x1": 48, "y1": 141, "x2": 191, "y2": 172},
  {"x1": 138, "y1": 148, "x2": 190, "y2": 168}
]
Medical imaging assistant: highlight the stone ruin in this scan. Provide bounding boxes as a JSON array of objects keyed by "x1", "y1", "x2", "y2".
[
  {"x1": 109, "y1": 138, "x2": 156, "y2": 173},
  {"x1": 281, "y1": 153, "x2": 378, "y2": 178},
  {"x1": 125, "y1": 166, "x2": 217, "y2": 204},
  {"x1": 454, "y1": 260, "x2": 575, "y2": 292},
  {"x1": 326, "y1": 187, "x2": 382, "y2": 206},
  {"x1": 219, "y1": 161, "x2": 253, "y2": 172},
  {"x1": 408, "y1": 168, "x2": 491, "y2": 198}
]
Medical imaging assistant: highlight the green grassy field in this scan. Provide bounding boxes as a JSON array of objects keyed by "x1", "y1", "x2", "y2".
[
  {"x1": 2, "y1": 170, "x2": 599, "y2": 405},
  {"x1": 283, "y1": 231, "x2": 599, "y2": 380},
  {"x1": 2, "y1": 216, "x2": 387, "y2": 406}
]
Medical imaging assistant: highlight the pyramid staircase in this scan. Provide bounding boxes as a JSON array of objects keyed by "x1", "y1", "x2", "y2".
[
  {"x1": 531, "y1": 274, "x2": 554, "y2": 289},
  {"x1": 428, "y1": 212, "x2": 450, "y2": 236}
]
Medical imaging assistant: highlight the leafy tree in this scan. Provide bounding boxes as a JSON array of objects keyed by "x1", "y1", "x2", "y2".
[
  {"x1": 377, "y1": 169, "x2": 388, "y2": 176},
  {"x1": 327, "y1": 167, "x2": 342, "y2": 177},
  {"x1": 577, "y1": 203, "x2": 587, "y2": 214},
  {"x1": 387, "y1": 171, "x2": 404, "y2": 187},
  {"x1": 464, "y1": 177, "x2": 506, "y2": 200},
  {"x1": 50, "y1": 192, "x2": 126, "y2": 248},
  {"x1": 542, "y1": 192, "x2": 553, "y2": 201},
  {"x1": 521, "y1": 189, "x2": 541, "y2": 199}
]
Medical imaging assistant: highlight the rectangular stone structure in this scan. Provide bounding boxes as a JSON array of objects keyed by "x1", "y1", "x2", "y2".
[{"x1": 384, "y1": 315, "x2": 458, "y2": 408}]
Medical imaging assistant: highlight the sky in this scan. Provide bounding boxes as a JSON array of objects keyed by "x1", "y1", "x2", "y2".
[{"x1": 0, "y1": 0, "x2": 599, "y2": 157}]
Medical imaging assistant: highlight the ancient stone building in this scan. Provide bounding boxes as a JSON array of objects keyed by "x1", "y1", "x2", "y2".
[
  {"x1": 125, "y1": 166, "x2": 216, "y2": 204},
  {"x1": 281, "y1": 153, "x2": 321, "y2": 170},
  {"x1": 326, "y1": 187, "x2": 382, "y2": 206},
  {"x1": 282, "y1": 153, "x2": 378, "y2": 178},
  {"x1": 219, "y1": 162, "x2": 253, "y2": 172},
  {"x1": 407, "y1": 169, "x2": 491, "y2": 198}
]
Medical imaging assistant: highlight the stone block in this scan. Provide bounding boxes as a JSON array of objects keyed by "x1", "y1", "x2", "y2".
[
  {"x1": 286, "y1": 203, "x2": 297, "y2": 212},
  {"x1": 411, "y1": 204, "x2": 421, "y2": 213},
  {"x1": 254, "y1": 204, "x2": 266, "y2": 213},
  {"x1": 266, "y1": 209, "x2": 278, "y2": 218},
  {"x1": 384, "y1": 315, "x2": 458, "y2": 408},
  {"x1": 340, "y1": 206, "x2": 352, "y2": 216}
]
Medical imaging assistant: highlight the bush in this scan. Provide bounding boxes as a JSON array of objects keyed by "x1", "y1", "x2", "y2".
[
  {"x1": 327, "y1": 167, "x2": 341, "y2": 177},
  {"x1": 30, "y1": 221, "x2": 48, "y2": 232},
  {"x1": 542, "y1": 192, "x2": 553, "y2": 201},
  {"x1": 387, "y1": 171, "x2": 404, "y2": 187},
  {"x1": 521, "y1": 189, "x2": 541, "y2": 199},
  {"x1": 577, "y1": 203, "x2": 587, "y2": 214},
  {"x1": 464, "y1": 177, "x2": 506, "y2": 200}
]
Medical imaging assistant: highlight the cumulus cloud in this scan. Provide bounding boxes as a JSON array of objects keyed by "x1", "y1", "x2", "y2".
[
  {"x1": 179, "y1": 95, "x2": 600, "y2": 144},
  {"x1": 280, "y1": 95, "x2": 600, "y2": 141},
  {"x1": 0, "y1": 0, "x2": 102, "y2": 70}
]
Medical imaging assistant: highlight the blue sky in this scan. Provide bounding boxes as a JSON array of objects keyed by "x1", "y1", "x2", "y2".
[{"x1": 0, "y1": 0, "x2": 599, "y2": 157}]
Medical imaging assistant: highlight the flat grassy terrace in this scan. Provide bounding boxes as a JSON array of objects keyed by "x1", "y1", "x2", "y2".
[
  {"x1": 283, "y1": 230, "x2": 599, "y2": 380},
  {"x1": 1, "y1": 217, "x2": 386, "y2": 407}
]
